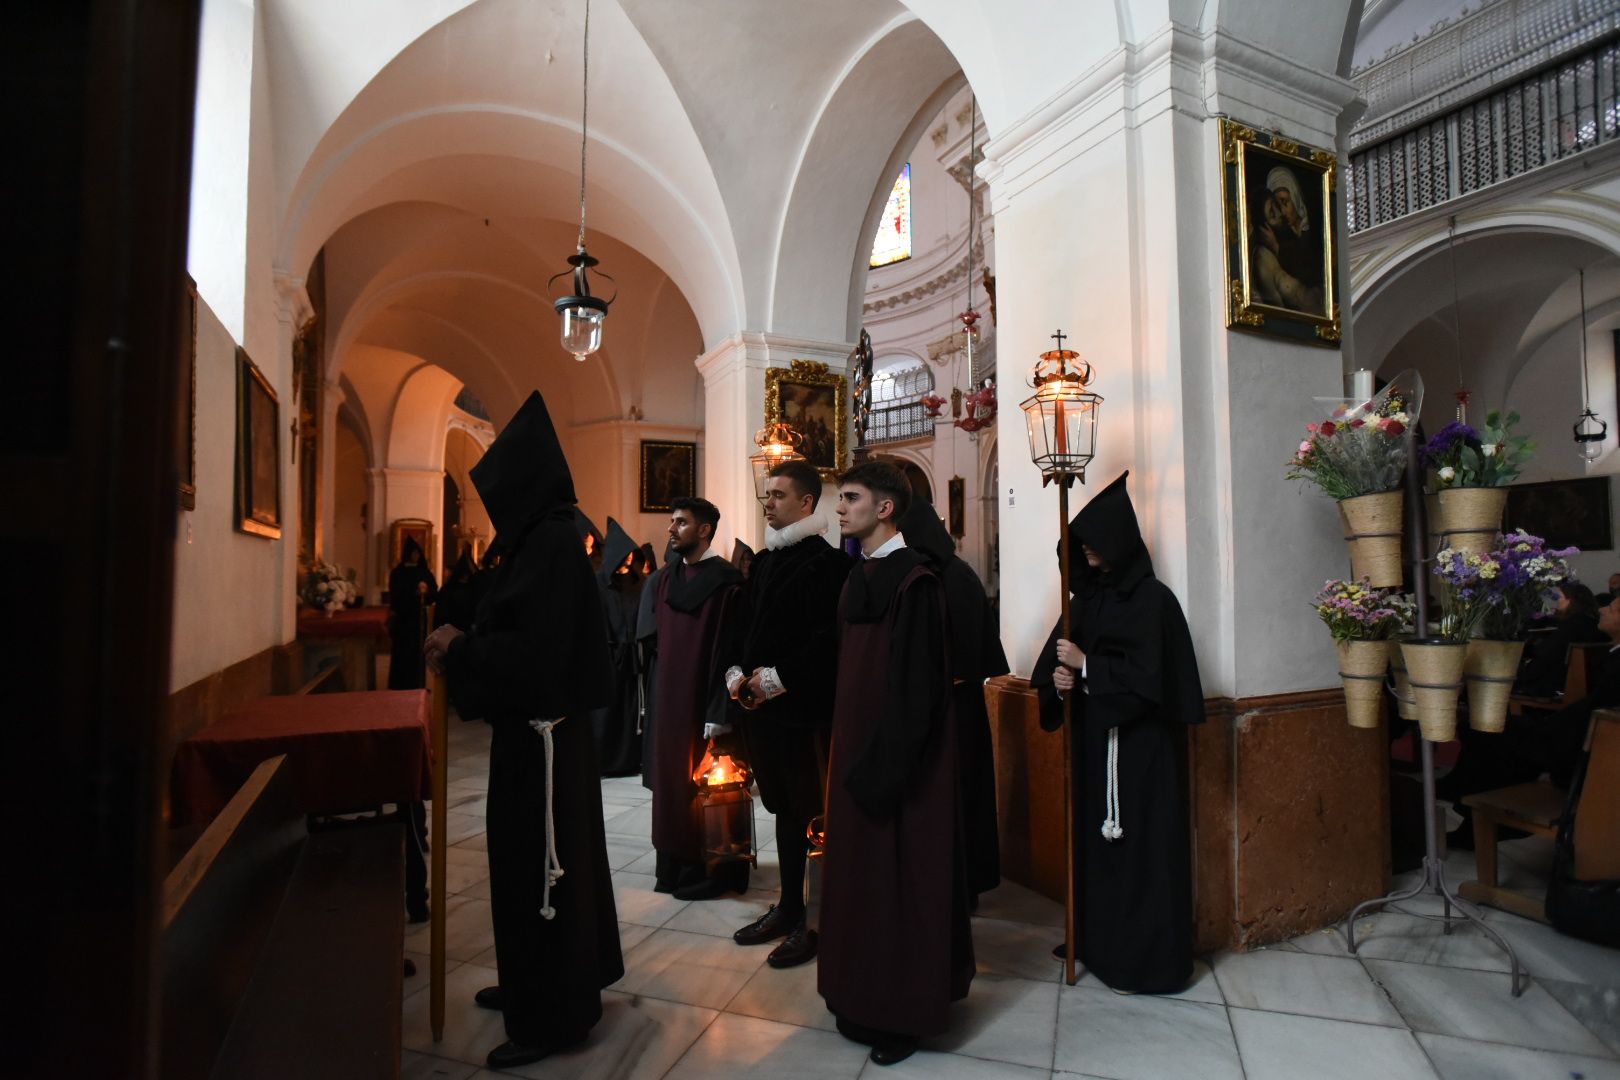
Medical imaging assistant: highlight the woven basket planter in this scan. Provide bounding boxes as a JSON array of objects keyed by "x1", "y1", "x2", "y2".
[
  {"x1": 1465, "y1": 639, "x2": 1526, "y2": 733},
  {"x1": 1389, "y1": 644, "x2": 1416, "y2": 721},
  {"x1": 1437, "y1": 487, "x2": 1507, "y2": 556},
  {"x1": 1338, "y1": 491, "x2": 1404, "y2": 587},
  {"x1": 1337, "y1": 640, "x2": 1391, "y2": 729},
  {"x1": 1399, "y1": 639, "x2": 1469, "y2": 742}
]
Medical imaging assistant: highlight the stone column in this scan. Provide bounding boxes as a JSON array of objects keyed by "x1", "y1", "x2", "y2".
[
  {"x1": 272, "y1": 273, "x2": 314, "y2": 639},
  {"x1": 317, "y1": 377, "x2": 344, "y2": 568},
  {"x1": 694, "y1": 332, "x2": 853, "y2": 556}
]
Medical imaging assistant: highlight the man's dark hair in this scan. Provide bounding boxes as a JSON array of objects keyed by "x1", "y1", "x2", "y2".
[
  {"x1": 838, "y1": 460, "x2": 910, "y2": 521},
  {"x1": 671, "y1": 495, "x2": 721, "y2": 535},
  {"x1": 768, "y1": 460, "x2": 823, "y2": 510},
  {"x1": 1560, "y1": 580, "x2": 1598, "y2": 621}
]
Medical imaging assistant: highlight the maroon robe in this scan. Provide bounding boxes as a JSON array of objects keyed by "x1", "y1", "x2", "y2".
[
  {"x1": 650, "y1": 554, "x2": 743, "y2": 860},
  {"x1": 818, "y1": 548, "x2": 973, "y2": 1038}
]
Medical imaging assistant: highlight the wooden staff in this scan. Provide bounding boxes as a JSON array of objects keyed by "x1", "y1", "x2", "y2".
[
  {"x1": 1057, "y1": 478, "x2": 1077, "y2": 987},
  {"x1": 428, "y1": 665, "x2": 449, "y2": 1042}
]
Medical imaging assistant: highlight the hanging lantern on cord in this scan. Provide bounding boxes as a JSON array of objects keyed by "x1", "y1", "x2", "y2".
[
  {"x1": 749, "y1": 422, "x2": 807, "y2": 503},
  {"x1": 1574, "y1": 267, "x2": 1608, "y2": 462},
  {"x1": 549, "y1": 0, "x2": 615, "y2": 361}
]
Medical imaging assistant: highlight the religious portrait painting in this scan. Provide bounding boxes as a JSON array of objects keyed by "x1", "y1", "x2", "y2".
[
  {"x1": 1505, "y1": 477, "x2": 1613, "y2": 551},
  {"x1": 1220, "y1": 118, "x2": 1341, "y2": 347},
  {"x1": 639, "y1": 440, "x2": 696, "y2": 512},
  {"x1": 766, "y1": 359, "x2": 848, "y2": 480},
  {"x1": 234, "y1": 347, "x2": 281, "y2": 538}
]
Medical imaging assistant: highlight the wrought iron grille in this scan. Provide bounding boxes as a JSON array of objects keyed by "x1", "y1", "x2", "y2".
[
  {"x1": 866, "y1": 402, "x2": 932, "y2": 444},
  {"x1": 1348, "y1": 36, "x2": 1620, "y2": 233}
]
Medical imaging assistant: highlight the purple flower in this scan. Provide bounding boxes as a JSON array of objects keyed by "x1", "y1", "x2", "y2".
[{"x1": 1422, "y1": 421, "x2": 1480, "y2": 468}]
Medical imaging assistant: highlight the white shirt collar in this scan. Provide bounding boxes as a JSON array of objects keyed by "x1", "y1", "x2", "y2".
[
  {"x1": 866, "y1": 533, "x2": 906, "y2": 560},
  {"x1": 766, "y1": 514, "x2": 828, "y2": 550}
]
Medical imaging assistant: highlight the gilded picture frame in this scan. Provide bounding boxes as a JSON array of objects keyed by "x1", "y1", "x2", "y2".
[
  {"x1": 639, "y1": 440, "x2": 696, "y2": 513},
  {"x1": 389, "y1": 518, "x2": 435, "y2": 569},
  {"x1": 1220, "y1": 118, "x2": 1342, "y2": 347},
  {"x1": 765, "y1": 359, "x2": 848, "y2": 481},
  {"x1": 235, "y1": 347, "x2": 282, "y2": 538}
]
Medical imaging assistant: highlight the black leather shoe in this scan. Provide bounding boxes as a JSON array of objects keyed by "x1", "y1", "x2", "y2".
[
  {"x1": 766, "y1": 924, "x2": 817, "y2": 969},
  {"x1": 835, "y1": 1015, "x2": 875, "y2": 1046},
  {"x1": 868, "y1": 1038, "x2": 917, "y2": 1066},
  {"x1": 734, "y1": 904, "x2": 800, "y2": 946},
  {"x1": 474, "y1": 985, "x2": 503, "y2": 1011},
  {"x1": 485, "y1": 1032, "x2": 585, "y2": 1069},
  {"x1": 673, "y1": 876, "x2": 730, "y2": 901}
]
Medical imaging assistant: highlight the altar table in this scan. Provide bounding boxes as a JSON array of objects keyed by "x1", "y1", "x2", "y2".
[{"x1": 296, "y1": 607, "x2": 391, "y2": 691}]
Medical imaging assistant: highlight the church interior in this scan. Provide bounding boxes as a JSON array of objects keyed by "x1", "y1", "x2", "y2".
[{"x1": 15, "y1": 0, "x2": 1620, "y2": 1077}]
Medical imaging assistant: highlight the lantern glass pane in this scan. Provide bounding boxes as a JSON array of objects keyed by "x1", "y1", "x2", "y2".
[{"x1": 560, "y1": 305, "x2": 606, "y2": 360}]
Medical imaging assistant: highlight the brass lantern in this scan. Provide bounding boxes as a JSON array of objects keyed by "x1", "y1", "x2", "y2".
[
  {"x1": 1019, "y1": 330, "x2": 1102, "y2": 485},
  {"x1": 749, "y1": 422, "x2": 807, "y2": 503},
  {"x1": 692, "y1": 742, "x2": 756, "y2": 872}
]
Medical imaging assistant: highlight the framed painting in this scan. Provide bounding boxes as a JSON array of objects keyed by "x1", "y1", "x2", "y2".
[
  {"x1": 766, "y1": 359, "x2": 848, "y2": 481},
  {"x1": 389, "y1": 518, "x2": 435, "y2": 569},
  {"x1": 234, "y1": 347, "x2": 281, "y2": 538},
  {"x1": 639, "y1": 440, "x2": 696, "y2": 512},
  {"x1": 1220, "y1": 118, "x2": 1341, "y2": 347},
  {"x1": 948, "y1": 475, "x2": 966, "y2": 538},
  {"x1": 178, "y1": 274, "x2": 197, "y2": 511},
  {"x1": 1505, "y1": 477, "x2": 1612, "y2": 551}
]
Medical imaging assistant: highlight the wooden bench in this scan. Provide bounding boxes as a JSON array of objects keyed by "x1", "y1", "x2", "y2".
[
  {"x1": 161, "y1": 756, "x2": 405, "y2": 1080},
  {"x1": 1508, "y1": 641, "x2": 1607, "y2": 717},
  {"x1": 1458, "y1": 707, "x2": 1620, "y2": 923}
]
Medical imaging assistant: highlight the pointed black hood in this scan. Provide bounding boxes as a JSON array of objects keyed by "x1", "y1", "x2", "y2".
[
  {"x1": 598, "y1": 517, "x2": 637, "y2": 585},
  {"x1": 450, "y1": 549, "x2": 477, "y2": 582},
  {"x1": 1064, "y1": 470, "x2": 1153, "y2": 594},
  {"x1": 399, "y1": 536, "x2": 425, "y2": 566},
  {"x1": 899, "y1": 495, "x2": 955, "y2": 572},
  {"x1": 573, "y1": 507, "x2": 601, "y2": 546},
  {"x1": 470, "y1": 391, "x2": 577, "y2": 539}
]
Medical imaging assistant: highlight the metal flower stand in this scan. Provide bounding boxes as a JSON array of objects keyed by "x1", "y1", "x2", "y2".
[{"x1": 1341, "y1": 437, "x2": 1525, "y2": 996}]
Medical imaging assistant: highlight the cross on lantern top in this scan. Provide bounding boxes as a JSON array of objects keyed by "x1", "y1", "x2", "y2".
[{"x1": 1050, "y1": 329, "x2": 1067, "y2": 352}]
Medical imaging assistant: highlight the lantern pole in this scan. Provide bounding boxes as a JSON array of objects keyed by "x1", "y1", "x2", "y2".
[{"x1": 1056, "y1": 472, "x2": 1077, "y2": 987}]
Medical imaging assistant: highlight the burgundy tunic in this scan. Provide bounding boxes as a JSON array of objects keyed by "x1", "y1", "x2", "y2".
[
  {"x1": 818, "y1": 555, "x2": 973, "y2": 1038},
  {"x1": 650, "y1": 557, "x2": 741, "y2": 859}
]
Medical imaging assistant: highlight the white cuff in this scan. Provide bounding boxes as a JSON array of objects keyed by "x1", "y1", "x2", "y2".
[
  {"x1": 724, "y1": 666, "x2": 745, "y2": 694},
  {"x1": 758, "y1": 666, "x2": 786, "y2": 699}
]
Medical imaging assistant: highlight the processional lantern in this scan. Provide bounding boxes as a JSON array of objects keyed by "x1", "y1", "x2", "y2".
[
  {"x1": 1018, "y1": 328, "x2": 1101, "y2": 991},
  {"x1": 549, "y1": 0, "x2": 615, "y2": 361},
  {"x1": 691, "y1": 743, "x2": 756, "y2": 873},
  {"x1": 749, "y1": 422, "x2": 807, "y2": 503},
  {"x1": 1019, "y1": 330, "x2": 1102, "y2": 486}
]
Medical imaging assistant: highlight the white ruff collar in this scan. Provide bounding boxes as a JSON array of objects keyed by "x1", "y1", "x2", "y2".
[{"x1": 766, "y1": 515, "x2": 828, "y2": 551}]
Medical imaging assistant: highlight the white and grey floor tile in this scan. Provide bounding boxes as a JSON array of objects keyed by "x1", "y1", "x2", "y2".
[
  {"x1": 1228, "y1": 1008, "x2": 1437, "y2": 1080},
  {"x1": 1416, "y1": 1031, "x2": 1620, "y2": 1080},
  {"x1": 614, "y1": 927, "x2": 771, "y2": 1011},
  {"x1": 1053, "y1": 986, "x2": 1242, "y2": 1080},
  {"x1": 924, "y1": 974, "x2": 1057, "y2": 1071},
  {"x1": 1212, "y1": 947, "x2": 1404, "y2": 1026},
  {"x1": 662, "y1": 1012, "x2": 868, "y2": 1080}
]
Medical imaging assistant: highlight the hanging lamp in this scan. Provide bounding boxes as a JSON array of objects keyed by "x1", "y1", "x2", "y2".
[
  {"x1": 1574, "y1": 267, "x2": 1608, "y2": 461},
  {"x1": 1446, "y1": 218, "x2": 1470, "y2": 423},
  {"x1": 549, "y1": 0, "x2": 615, "y2": 361}
]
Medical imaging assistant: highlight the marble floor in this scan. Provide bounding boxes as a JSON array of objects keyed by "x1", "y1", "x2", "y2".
[{"x1": 402, "y1": 719, "x2": 1620, "y2": 1080}]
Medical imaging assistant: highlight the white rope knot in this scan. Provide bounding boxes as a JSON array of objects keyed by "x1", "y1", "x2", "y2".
[
  {"x1": 528, "y1": 718, "x2": 567, "y2": 919},
  {"x1": 1101, "y1": 727, "x2": 1124, "y2": 842}
]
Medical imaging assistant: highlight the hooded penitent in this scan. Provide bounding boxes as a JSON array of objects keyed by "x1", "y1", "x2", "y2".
[
  {"x1": 591, "y1": 517, "x2": 644, "y2": 777},
  {"x1": 388, "y1": 537, "x2": 438, "y2": 689},
  {"x1": 445, "y1": 390, "x2": 623, "y2": 1045},
  {"x1": 899, "y1": 496, "x2": 1009, "y2": 898},
  {"x1": 435, "y1": 549, "x2": 480, "y2": 632},
  {"x1": 1028, "y1": 470, "x2": 1203, "y2": 994}
]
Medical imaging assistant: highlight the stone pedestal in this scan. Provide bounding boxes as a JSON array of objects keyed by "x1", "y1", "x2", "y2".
[{"x1": 985, "y1": 676, "x2": 1390, "y2": 951}]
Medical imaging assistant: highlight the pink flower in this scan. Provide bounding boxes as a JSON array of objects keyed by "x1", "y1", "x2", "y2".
[
  {"x1": 1298, "y1": 440, "x2": 1312, "y2": 455},
  {"x1": 1306, "y1": 422, "x2": 1318, "y2": 434},
  {"x1": 1350, "y1": 418, "x2": 1365, "y2": 429}
]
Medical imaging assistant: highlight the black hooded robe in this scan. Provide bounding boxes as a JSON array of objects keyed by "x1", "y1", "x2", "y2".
[
  {"x1": 435, "y1": 550, "x2": 479, "y2": 632},
  {"x1": 1028, "y1": 471, "x2": 1203, "y2": 994},
  {"x1": 590, "y1": 518, "x2": 643, "y2": 777},
  {"x1": 900, "y1": 498, "x2": 1009, "y2": 899},
  {"x1": 635, "y1": 542, "x2": 675, "y2": 793},
  {"x1": 444, "y1": 390, "x2": 623, "y2": 1046},
  {"x1": 387, "y1": 539, "x2": 438, "y2": 690}
]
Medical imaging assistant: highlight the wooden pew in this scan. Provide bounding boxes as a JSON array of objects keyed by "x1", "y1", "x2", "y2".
[
  {"x1": 161, "y1": 756, "x2": 405, "y2": 1080},
  {"x1": 1508, "y1": 641, "x2": 1607, "y2": 717}
]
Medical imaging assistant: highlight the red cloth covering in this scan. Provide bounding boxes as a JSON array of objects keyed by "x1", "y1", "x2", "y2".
[
  {"x1": 171, "y1": 690, "x2": 432, "y2": 825},
  {"x1": 296, "y1": 606, "x2": 391, "y2": 639}
]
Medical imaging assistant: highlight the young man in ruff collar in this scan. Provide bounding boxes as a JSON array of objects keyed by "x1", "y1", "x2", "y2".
[
  {"x1": 725, "y1": 461, "x2": 851, "y2": 967},
  {"x1": 818, "y1": 461, "x2": 973, "y2": 1066}
]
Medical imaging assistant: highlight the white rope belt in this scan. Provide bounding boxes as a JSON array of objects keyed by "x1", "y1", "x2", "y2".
[
  {"x1": 1101, "y1": 727, "x2": 1123, "y2": 842},
  {"x1": 527, "y1": 718, "x2": 567, "y2": 919}
]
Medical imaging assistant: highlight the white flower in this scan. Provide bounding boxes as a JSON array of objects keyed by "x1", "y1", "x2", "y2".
[
  {"x1": 1482, "y1": 443, "x2": 1497, "y2": 458},
  {"x1": 1438, "y1": 466, "x2": 1456, "y2": 481}
]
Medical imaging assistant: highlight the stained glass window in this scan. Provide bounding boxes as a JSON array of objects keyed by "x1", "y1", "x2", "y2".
[{"x1": 869, "y1": 163, "x2": 912, "y2": 268}]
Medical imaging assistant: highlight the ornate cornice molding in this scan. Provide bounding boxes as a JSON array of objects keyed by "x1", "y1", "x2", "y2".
[{"x1": 863, "y1": 234, "x2": 986, "y2": 316}]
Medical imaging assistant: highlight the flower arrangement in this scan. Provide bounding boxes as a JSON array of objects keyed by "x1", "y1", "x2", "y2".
[
  {"x1": 1476, "y1": 529, "x2": 1578, "y2": 640},
  {"x1": 1287, "y1": 379, "x2": 1415, "y2": 500},
  {"x1": 921, "y1": 393, "x2": 947, "y2": 418},
  {"x1": 955, "y1": 384, "x2": 996, "y2": 433},
  {"x1": 1432, "y1": 547, "x2": 1500, "y2": 642},
  {"x1": 301, "y1": 561, "x2": 360, "y2": 613},
  {"x1": 1312, "y1": 579, "x2": 1414, "y2": 643},
  {"x1": 1424, "y1": 411, "x2": 1533, "y2": 488}
]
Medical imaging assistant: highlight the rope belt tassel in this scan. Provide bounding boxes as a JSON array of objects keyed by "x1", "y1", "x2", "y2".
[
  {"x1": 1101, "y1": 727, "x2": 1124, "y2": 842},
  {"x1": 527, "y1": 717, "x2": 567, "y2": 919}
]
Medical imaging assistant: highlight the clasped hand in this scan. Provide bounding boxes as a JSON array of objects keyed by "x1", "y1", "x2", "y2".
[
  {"x1": 1052, "y1": 638, "x2": 1084, "y2": 693},
  {"x1": 423, "y1": 624, "x2": 463, "y2": 675}
]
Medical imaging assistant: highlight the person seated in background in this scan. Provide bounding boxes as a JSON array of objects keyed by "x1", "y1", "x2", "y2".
[
  {"x1": 1515, "y1": 581, "x2": 1605, "y2": 697},
  {"x1": 1598, "y1": 571, "x2": 1620, "y2": 606}
]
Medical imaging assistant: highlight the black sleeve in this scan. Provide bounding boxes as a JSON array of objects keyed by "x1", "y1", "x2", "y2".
[
  {"x1": 844, "y1": 576, "x2": 949, "y2": 819},
  {"x1": 1028, "y1": 615, "x2": 1070, "y2": 733},
  {"x1": 705, "y1": 583, "x2": 746, "y2": 731},
  {"x1": 770, "y1": 555, "x2": 849, "y2": 721}
]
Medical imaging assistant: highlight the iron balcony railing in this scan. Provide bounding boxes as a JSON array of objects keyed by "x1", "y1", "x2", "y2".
[
  {"x1": 866, "y1": 401, "x2": 933, "y2": 444},
  {"x1": 1348, "y1": 35, "x2": 1620, "y2": 233}
]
